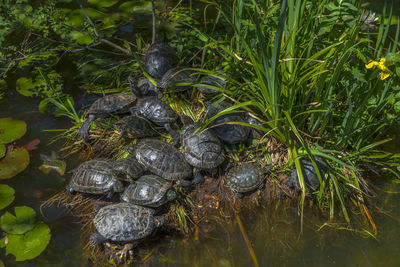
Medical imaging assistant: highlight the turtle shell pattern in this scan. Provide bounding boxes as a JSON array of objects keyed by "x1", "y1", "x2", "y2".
[
  {"x1": 181, "y1": 123, "x2": 225, "y2": 169},
  {"x1": 114, "y1": 155, "x2": 145, "y2": 182},
  {"x1": 88, "y1": 93, "x2": 136, "y2": 115},
  {"x1": 135, "y1": 139, "x2": 192, "y2": 181},
  {"x1": 68, "y1": 159, "x2": 119, "y2": 194},
  {"x1": 114, "y1": 115, "x2": 160, "y2": 139},
  {"x1": 145, "y1": 42, "x2": 178, "y2": 80},
  {"x1": 121, "y1": 175, "x2": 173, "y2": 207},
  {"x1": 227, "y1": 163, "x2": 264, "y2": 193},
  {"x1": 93, "y1": 203, "x2": 156, "y2": 242},
  {"x1": 160, "y1": 67, "x2": 196, "y2": 92},
  {"x1": 198, "y1": 72, "x2": 226, "y2": 98},
  {"x1": 289, "y1": 158, "x2": 328, "y2": 193},
  {"x1": 206, "y1": 101, "x2": 250, "y2": 144},
  {"x1": 136, "y1": 97, "x2": 178, "y2": 125}
]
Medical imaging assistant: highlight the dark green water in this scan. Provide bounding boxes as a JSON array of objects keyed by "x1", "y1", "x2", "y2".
[{"x1": 1, "y1": 1, "x2": 400, "y2": 266}]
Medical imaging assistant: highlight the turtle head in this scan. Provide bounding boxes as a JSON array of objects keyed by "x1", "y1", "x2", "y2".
[
  {"x1": 113, "y1": 180, "x2": 125, "y2": 193},
  {"x1": 154, "y1": 216, "x2": 164, "y2": 227},
  {"x1": 90, "y1": 232, "x2": 107, "y2": 246},
  {"x1": 128, "y1": 75, "x2": 143, "y2": 98},
  {"x1": 166, "y1": 189, "x2": 177, "y2": 201}
]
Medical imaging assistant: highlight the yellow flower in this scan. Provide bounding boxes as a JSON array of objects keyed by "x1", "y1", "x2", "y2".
[{"x1": 365, "y1": 57, "x2": 392, "y2": 80}]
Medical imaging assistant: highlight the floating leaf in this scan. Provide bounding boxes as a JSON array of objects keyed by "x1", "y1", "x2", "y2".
[
  {"x1": 0, "y1": 144, "x2": 5, "y2": 158},
  {"x1": 0, "y1": 206, "x2": 36, "y2": 234},
  {"x1": 89, "y1": 0, "x2": 118, "y2": 8},
  {"x1": 38, "y1": 151, "x2": 66, "y2": 176},
  {"x1": 15, "y1": 71, "x2": 63, "y2": 98},
  {"x1": 5, "y1": 222, "x2": 51, "y2": 261},
  {"x1": 0, "y1": 147, "x2": 30, "y2": 179},
  {"x1": 0, "y1": 118, "x2": 27, "y2": 144},
  {"x1": 0, "y1": 184, "x2": 15, "y2": 210}
]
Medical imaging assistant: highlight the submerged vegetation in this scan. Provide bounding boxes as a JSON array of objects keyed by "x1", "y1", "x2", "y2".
[{"x1": 1, "y1": 0, "x2": 400, "y2": 264}]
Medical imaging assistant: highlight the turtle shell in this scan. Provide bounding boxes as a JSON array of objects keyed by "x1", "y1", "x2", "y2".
[
  {"x1": 121, "y1": 175, "x2": 174, "y2": 207},
  {"x1": 87, "y1": 93, "x2": 136, "y2": 115},
  {"x1": 288, "y1": 157, "x2": 328, "y2": 193},
  {"x1": 145, "y1": 42, "x2": 178, "y2": 80},
  {"x1": 93, "y1": 203, "x2": 156, "y2": 242},
  {"x1": 114, "y1": 155, "x2": 145, "y2": 182},
  {"x1": 181, "y1": 123, "x2": 225, "y2": 169},
  {"x1": 113, "y1": 115, "x2": 160, "y2": 139},
  {"x1": 206, "y1": 101, "x2": 250, "y2": 144},
  {"x1": 67, "y1": 159, "x2": 123, "y2": 194},
  {"x1": 136, "y1": 97, "x2": 178, "y2": 126},
  {"x1": 137, "y1": 78, "x2": 160, "y2": 97},
  {"x1": 135, "y1": 139, "x2": 192, "y2": 181},
  {"x1": 160, "y1": 67, "x2": 196, "y2": 92},
  {"x1": 198, "y1": 72, "x2": 226, "y2": 98},
  {"x1": 227, "y1": 163, "x2": 264, "y2": 193}
]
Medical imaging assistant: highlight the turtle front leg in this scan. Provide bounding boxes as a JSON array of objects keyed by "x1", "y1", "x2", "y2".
[
  {"x1": 192, "y1": 168, "x2": 205, "y2": 185},
  {"x1": 115, "y1": 243, "x2": 134, "y2": 261},
  {"x1": 164, "y1": 123, "x2": 180, "y2": 146},
  {"x1": 90, "y1": 232, "x2": 107, "y2": 246},
  {"x1": 78, "y1": 114, "x2": 97, "y2": 139}
]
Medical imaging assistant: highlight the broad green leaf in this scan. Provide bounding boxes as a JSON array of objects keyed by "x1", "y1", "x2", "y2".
[
  {"x1": 69, "y1": 31, "x2": 94, "y2": 45},
  {"x1": 0, "y1": 144, "x2": 5, "y2": 158},
  {"x1": 0, "y1": 184, "x2": 15, "y2": 210},
  {"x1": 89, "y1": 0, "x2": 118, "y2": 8},
  {"x1": 0, "y1": 147, "x2": 30, "y2": 179},
  {"x1": 0, "y1": 206, "x2": 36, "y2": 234},
  {"x1": 15, "y1": 71, "x2": 63, "y2": 98},
  {"x1": 5, "y1": 222, "x2": 51, "y2": 261},
  {"x1": 0, "y1": 118, "x2": 27, "y2": 144}
]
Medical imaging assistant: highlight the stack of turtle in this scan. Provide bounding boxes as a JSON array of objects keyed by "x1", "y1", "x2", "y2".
[{"x1": 66, "y1": 0, "x2": 326, "y2": 260}]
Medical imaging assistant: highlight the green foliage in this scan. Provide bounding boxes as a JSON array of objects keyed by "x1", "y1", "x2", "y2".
[
  {"x1": 0, "y1": 145, "x2": 5, "y2": 158},
  {"x1": 0, "y1": 118, "x2": 27, "y2": 144},
  {"x1": 2, "y1": 222, "x2": 51, "y2": 261},
  {"x1": 0, "y1": 206, "x2": 36, "y2": 235},
  {"x1": 0, "y1": 147, "x2": 30, "y2": 179},
  {"x1": 0, "y1": 184, "x2": 15, "y2": 210}
]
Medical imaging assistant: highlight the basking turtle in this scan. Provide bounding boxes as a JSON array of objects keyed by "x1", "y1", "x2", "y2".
[
  {"x1": 226, "y1": 163, "x2": 264, "y2": 198},
  {"x1": 128, "y1": 84, "x2": 179, "y2": 144},
  {"x1": 90, "y1": 203, "x2": 163, "y2": 246},
  {"x1": 113, "y1": 114, "x2": 160, "y2": 140},
  {"x1": 66, "y1": 159, "x2": 124, "y2": 197},
  {"x1": 197, "y1": 71, "x2": 226, "y2": 98},
  {"x1": 287, "y1": 157, "x2": 328, "y2": 194},
  {"x1": 121, "y1": 174, "x2": 176, "y2": 207},
  {"x1": 134, "y1": 139, "x2": 193, "y2": 186},
  {"x1": 206, "y1": 101, "x2": 250, "y2": 144},
  {"x1": 137, "y1": 77, "x2": 161, "y2": 97},
  {"x1": 114, "y1": 155, "x2": 145, "y2": 182},
  {"x1": 78, "y1": 93, "x2": 136, "y2": 139},
  {"x1": 159, "y1": 66, "x2": 197, "y2": 92},
  {"x1": 180, "y1": 123, "x2": 225, "y2": 184},
  {"x1": 144, "y1": 0, "x2": 178, "y2": 80}
]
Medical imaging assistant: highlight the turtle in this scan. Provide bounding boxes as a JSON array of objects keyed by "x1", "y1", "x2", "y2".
[
  {"x1": 113, "y1": 114, "x2": 161, "y2": 140},
  {"x1": 159, "y1": 66, "x2": 197, "y2": 93},
  {"x1": 205, "y1": 101, "x2": 250, "y2": 144},
  {"x1": 128, "y1": 85, "x2": 180, "y2": 144},
  {"x1": 78, "y1": 93, "x2": 136, "y2": 139},
  {"x1": 144, "y1": 0, "x2": 178, "y2": 80},
  {"x1": 66, "y1": 159, "x2": 124, "y2": 197},
  {"x1": 114, "y1": 155, "x2": 145, "y2": 182},
  {"x1": 226, "y1": 163, "x2": 264, "y2": 198},
  {"x1": 121, "y1": 174, "x2": 176, "y2": 207},
  {"x1": 287, "y1": 157, "x2": 328, "y2": 194},
  {"x1": 134, "y1": 139, "x2": 193, "y2": 186},
  {"x1": 137, "y1": 77, "x2": 161, "y2": 97},
  {"x1": 90, "y1": 203, "x2": 164, "y2": 246},
  {"x1": 180, "y1": 123, "x2": 226, "y2": 184},
  {"x1": 197, "y1": 71, "x2": 226, "y2": 98}
]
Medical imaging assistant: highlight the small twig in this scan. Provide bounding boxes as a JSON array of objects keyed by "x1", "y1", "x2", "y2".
[{"x1": 235, "y1": 214, "x2": 259, "y2": 267}]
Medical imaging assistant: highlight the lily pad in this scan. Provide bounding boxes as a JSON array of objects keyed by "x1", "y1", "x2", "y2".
[
  {"x1": 15, "y1": 71, "x2": 62, "y2": 98},
  {"x1": 0, "y1": 147, "x2": 30, "y2": 179},
  {"x1": 38, "y1": 151, "x2": 66, "y2": 176},
  {"x1": 4, "y1": 222, "x2": 51, "y2": 261},
  {"x1": 0, "y1": 118, "x2": 27, "y2": 144},
  {"x1": 0, "y1": 206, "x2": 36, "y2": 234},
  {"x1": 0, "y1": 144, "x2": 5, "y2": 158},
  {"x1": 0, "y1": 184, "x2": 15, "y2": 210}
]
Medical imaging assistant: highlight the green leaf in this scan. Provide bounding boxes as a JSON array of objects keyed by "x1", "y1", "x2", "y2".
[
  {"x1": 69, "y1": 31, "x2": 94, "y2": 45},
  {"x1": 0, "y1": 144, "x2": 5, "y2": 158},
  {"x1": 0, "y1": 147, "x2": 30, "y2": 179},
  {"x1": 15, "y1": 71, "x2": 63, "y2": 98},
  {"x1": 0, "y1": 118, "x2": 27, "y2": 144},
  {"x1": 5, "y1": 222, "x2": 51, "y2": 261},
  {"x1": 0, "y1": 79, "x2": 6, "y2": 100},
  {"x1": 0, "y1": 206, "x2": 36, "y2": 234},
  {"x1": 0, "y1": 184, "x2": 15, "y2": 210},
  {"x1": 89, "y1": 0, "x2": 118, "y2": 8}
]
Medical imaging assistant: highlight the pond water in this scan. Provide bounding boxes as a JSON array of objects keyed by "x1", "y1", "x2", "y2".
[{"x1": 1, "y1": 1, "x2": 400, "y2": 266}]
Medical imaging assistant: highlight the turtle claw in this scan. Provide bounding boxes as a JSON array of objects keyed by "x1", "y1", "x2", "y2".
[{"x1": 116, "y1": 243, "x2": 134, "y2": 260}]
